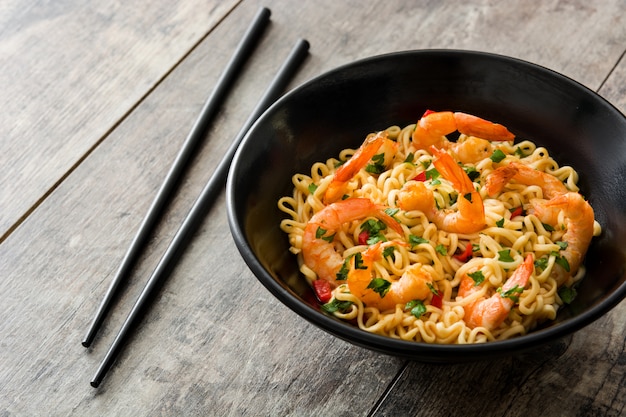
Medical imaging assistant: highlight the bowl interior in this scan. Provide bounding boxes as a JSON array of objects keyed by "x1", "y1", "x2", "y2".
[{"x1": 227, "y1": 50, "x2": 626, "y2": 360}]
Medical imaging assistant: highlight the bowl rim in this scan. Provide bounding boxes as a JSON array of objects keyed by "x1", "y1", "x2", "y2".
[{"x1": 226, "y1": 48, "x2": 626, "y2": 357}]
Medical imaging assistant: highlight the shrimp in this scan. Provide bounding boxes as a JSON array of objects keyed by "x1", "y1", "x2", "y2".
[
  {"x1": 412, "y1": 111, "x2": 515, "y2": 163},
  {"x1": 529, "y1": 193, "x2": 595, "y2": 285},
  {"x1": 324, "y1": 131, "x2": 397, "y2": 203},
  {"x1": 397, "y1": 147, "x2": 485, "y2": 233},
  {"x1": 459, "y1": 254, "x2": 534, "y2": 330},
  {"x1": 347, "y1": 242, "x2": 434, "y2": 311},
  {"x1": 485, "y1": 162, "x2": 595, "y2": 285},
  {"x1": 485, "y1": 162, "x2": 568, "y2": 198},
  {"x1": 302, "y1": 198, "x2": 403, "y2": 288}
]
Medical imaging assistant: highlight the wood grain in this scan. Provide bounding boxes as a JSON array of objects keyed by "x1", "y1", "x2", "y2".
[
  {"x1": 0, "y1": 0, "x2": 239, "y2": 240},
  {"x1": 0, "y1": 0, "x2": 624, "y2": 415}
]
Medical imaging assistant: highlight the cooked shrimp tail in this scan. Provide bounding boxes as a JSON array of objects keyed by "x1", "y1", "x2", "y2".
[
  {"x1": 530, "y1": 192, "x2": 595, "y2": 284},
  {"x1": 398, "y1": 147, "x2": 485, "y2": 233},
  {"x1": 412, "y1": 111, "x2": 514, "y2": 159},
  {"x1": 324, "y1": 131, "x2": 390, "y2": 203}
]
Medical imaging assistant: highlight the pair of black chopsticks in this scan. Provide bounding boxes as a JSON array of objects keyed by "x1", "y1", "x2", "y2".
[{"x1": 83, "y1": 7, "x2": 309, "y2": 388}]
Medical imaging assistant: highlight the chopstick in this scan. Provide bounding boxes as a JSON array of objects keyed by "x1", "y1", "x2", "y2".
[
  {"x1": 82, "y1": 7, "x2": 272, "y2": 349},
  {"x1": 90, "y1": 38, "x2": 310, "y2": 388}
]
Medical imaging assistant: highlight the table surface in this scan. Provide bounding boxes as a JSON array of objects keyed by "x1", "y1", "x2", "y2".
[{"x1": 2, "y1": 1, "x2": 625, "y2": 415}]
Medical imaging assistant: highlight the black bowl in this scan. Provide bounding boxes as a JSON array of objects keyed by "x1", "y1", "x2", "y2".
[{"x1": 226, "y1": 50, "x2": 626, "y2": 362}]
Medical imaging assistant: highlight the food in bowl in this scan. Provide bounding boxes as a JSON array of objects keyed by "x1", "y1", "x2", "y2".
[{"x1": 277, "y1": 110, "x2": 600, "y2": 344}]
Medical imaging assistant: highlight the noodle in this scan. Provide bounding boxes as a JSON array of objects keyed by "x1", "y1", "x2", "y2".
[{"x1": 278, "y1": 114, "x2": 600, "y2": 344}]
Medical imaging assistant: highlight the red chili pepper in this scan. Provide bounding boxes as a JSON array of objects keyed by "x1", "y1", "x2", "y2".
[
  {"x1": 431, "y1": 293, "x2": 443, "y2": 309},
  {"x1": 411, "y1": 171, "x2": 427, "y2": 182},
  {"x1": 510, "y1": 206, "x2": 524, "y2": 218},
  {"x1": 422, "y1": 109, "x2": 436, "y2": 118},
  {"x1": 453, "y1": 243, "x2": 473, "y2": 262},
  {"x1": 312, "y1": 279, "x2": 332, "y2": 303},
  {"x1": 358, "y1": 231, "x2": 370, "y2": 245}
]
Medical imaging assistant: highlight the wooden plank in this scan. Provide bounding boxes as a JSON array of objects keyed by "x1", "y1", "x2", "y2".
[
  {"x1": 0, "y1": 0, "x2": 624, "y2": 415},
  {"x1": 0, "y1": 0, "x2": 239, "y2": 240}
]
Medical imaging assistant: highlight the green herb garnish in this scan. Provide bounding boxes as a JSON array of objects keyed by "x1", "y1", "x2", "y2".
[
  {"x1": 558, "y1": 286, "x2": 577, "y2": 304},
  {"x1": 367, "y1": 278, "x2": 391, "y2": 297},
  {"x1": 365, "y1": 153, "x2": 386, "y2": 174},
  {"x1": 322, "y1": 298, "x2": 354, "y2": 314},
  {"x1": 498, "y1": 285, "x2": 523, "y2": 302},
  {"x1": 490, "y1": 149, "x2": 506, "y2": 163},
  {"x1": 405, "y1": 299, "x2": 427, "y2": 318},
  {"x1": 409, "y1": 235, "x2": 429, "y2": 247},
  {"x1": 315, "y1": 226, "x2": 335, "y2": 243},
  {"x1": 498, "y1": 249, "x2": 515, "y2": 262},
  {"x1": 467, "y1": 270, "x2": 485, "y2": 286}
]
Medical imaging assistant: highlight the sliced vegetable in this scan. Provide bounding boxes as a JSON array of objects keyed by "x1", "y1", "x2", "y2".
[
  {"x1": 430, "y1": 293, "x2": 443, "y2": 309},
  {"x1": 412, "y1": 171, "x2": 427, "y2": 182},
  {"x1": 509, "y1": 206, "x2": 524, "y2": 218},
  {"x1": 312, "y1": 279, "x2": 332, "y2": 303},
  {"x1": 453, "y1": 243, "x2": 473, "y2": 262},
  {"x1": 358, "y1": 231, "x2": 369, "y2": 245}
]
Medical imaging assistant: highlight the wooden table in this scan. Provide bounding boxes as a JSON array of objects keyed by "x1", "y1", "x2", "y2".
[{"x1": 2, "y1": 1, "x2": 625, "y2": 415}]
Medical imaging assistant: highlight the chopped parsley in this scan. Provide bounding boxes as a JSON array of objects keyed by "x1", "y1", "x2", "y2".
[
  {"x1": 467, "y1": 270, "x2": 485, "y2": 286},
  {"x1": 542, "y1": 222, "x2": 555, "y2": 232},
  {"x1": 558, "y1": 286, "x2": 577, "y2": 304},
  {"x1": 409, "y1": 235, "x2": 429, "y2": 247},
  {"x1": 353, "y1": 252, "x2": 366, "y2": 270},
  {"x1": 496, "y1": 218, "x2": 505, "y2": 228},
  {"x1": 426, "y1": 168, "x2": 440, "y2": 181},
  {"x1": 404, "y1": 153, "x2": 415, "y2": 164},
  {"x1": 367, "y1": 278, "x2": 391, "y2": 297},
  {"x1": 360, "y1": 219, "x2": 388, "y2": 245},
  {"x1": 553, "y1": 252, "x2": 571, "y2": 271},
  {"x1": 490, "y1": 149, "x2": 507, "y2": 163},
  {"x1": 498, "y1": 249, "x2": 515, "y2": 262},
  {"x1": 384, "y1": 208, "x2": 399, "y2": 218},
  {"x1": 463, "y1": 165, "x2": 480, "y2": 181},
  {"x1": 308, "y1": 183, "x2": 318, "y2": 194},
  {"x1": 336, "y1": 259, "x2": 349, "y2": 281},
  {"x1": 498, "y1": 285, "x2": 523, "y2": 302},
  {"x1": 534, "y1": 257, "x2": 549, "y2": 271},
  {"x1": 556, "y1": 241, "x2": 568, "y2": 250},
  {"x1": 427, "y1": 282, "x2": 440, "y2": 295},
  {"x1": 315, "y1": 226, "x2": 335, "y2": 243},
  {"x1": 382, "y1": 245, "x2": 396, "y2": 261},
  {"x1": 435, "y1": 244, "x2": 447, "y2": 256},
  {"x1": 322, "y1": 298, "x2": 354, "y2": 314},
  {"x1": 365, "y1": 153, "x2": 386, "y2": 174},
  {"x1": 405, "y1": 299, "x2": 427, "y2": 318}
]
